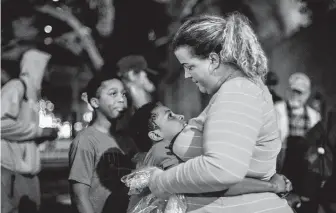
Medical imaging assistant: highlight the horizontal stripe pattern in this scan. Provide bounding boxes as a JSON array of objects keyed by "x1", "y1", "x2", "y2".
[{"x1": 154, "y1": 78, "x2": 290, "y2": 212}]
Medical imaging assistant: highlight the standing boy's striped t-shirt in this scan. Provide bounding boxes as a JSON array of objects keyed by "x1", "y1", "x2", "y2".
[{"x1": 151, "y1": 77, "x2": 293, "y2": 213}]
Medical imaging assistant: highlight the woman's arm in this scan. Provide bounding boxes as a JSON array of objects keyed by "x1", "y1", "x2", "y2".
[
  {"x1": 150, "y1": 82, "x2": 264, "y2": 194},
  {"x1": 224, "y1": 178, "x2": 274, "y2": 196},
  {"x1": 224, "y1": 173, "x2": 290, "y2": 196}
]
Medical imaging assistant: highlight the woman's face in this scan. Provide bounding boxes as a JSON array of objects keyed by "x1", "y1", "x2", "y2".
[{"x1": 174, "y1": 46, "x2": 215, "y2": 94}]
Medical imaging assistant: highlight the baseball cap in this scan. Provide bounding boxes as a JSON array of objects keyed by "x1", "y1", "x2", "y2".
[
  {"x1": 117, "y1": 55, "x2": 158, "y2": 76},
  {"x1": 289, "y1": 72, "x2": 311, "y2": 93}
]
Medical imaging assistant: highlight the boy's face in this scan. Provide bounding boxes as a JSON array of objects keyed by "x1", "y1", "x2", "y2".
[
  {"x1": 92, "y1": 79, "x2": 128, "y2": 120},
  {"x1": 149, "y1": 105, "x2": 186, "y2": 142}
]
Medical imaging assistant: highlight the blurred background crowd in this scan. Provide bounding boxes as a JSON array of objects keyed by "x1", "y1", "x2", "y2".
[{"x1": 1, "y1": 0, "x2": 336, "y2": 213}]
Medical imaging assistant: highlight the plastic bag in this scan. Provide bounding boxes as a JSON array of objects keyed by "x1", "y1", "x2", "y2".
[{"x1": 121, "y1": 167, "x2": 187, "y2": 213}]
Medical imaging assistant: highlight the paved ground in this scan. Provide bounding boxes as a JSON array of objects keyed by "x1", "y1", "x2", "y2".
[
  {"x1": 39, "y1": 140, "x2": 72, "y2": 213},
  {"x1": 39, "y1": 165, "x2": 71, "y2": 213}
]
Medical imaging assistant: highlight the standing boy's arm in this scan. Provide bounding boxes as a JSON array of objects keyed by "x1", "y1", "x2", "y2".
[
  {"x1": 68, "y1": 138, "x2": 95, "y2": 213},
  {"x1": 70, "y1": 182, "x2": 95, "y2": 213}
]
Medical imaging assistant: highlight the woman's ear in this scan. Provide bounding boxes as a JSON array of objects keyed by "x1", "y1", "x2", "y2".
[
  {"x1": 148, "y1": 130, "x2": 164, "y2": 142},
  {"x1": 208, "y1": 52, "x2": 221, "y2": 73},
  {"x1": 209, "y1": 52, "x2": 221, "y2": 69}
]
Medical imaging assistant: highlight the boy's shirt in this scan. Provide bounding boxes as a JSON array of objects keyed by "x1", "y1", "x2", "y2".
[
  {"x1": 143, "y1": 141, "x2": 180, "y2": 170},
  {"x1": 68, "y1": 126, "x2": 133, "y2": 213},
  {"x1": 128, "y1": 117, "x2": 204, "y2": 212}
]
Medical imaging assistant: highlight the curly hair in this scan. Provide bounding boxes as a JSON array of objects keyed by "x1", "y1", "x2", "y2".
[{"x1": 172, "y1": 12, "x2": 268, "y2": 80}]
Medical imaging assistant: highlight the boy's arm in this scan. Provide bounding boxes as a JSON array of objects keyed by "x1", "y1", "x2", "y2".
[
  {"x1": 223, "y1": 173, "x2": 290, "y2": 196},
  {"x1": 70, "y1": 182, "x2": 94, "y2": 213},
  {"x1": 68, "y1": 138, "x2": 95, "y2": 213}
]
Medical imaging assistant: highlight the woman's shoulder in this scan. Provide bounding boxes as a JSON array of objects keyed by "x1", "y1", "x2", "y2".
[
  {"x1": 219, "y1": 77, "x2": 263, "y2": 95},
  {"x1": 215, "y1": 77, "x2": 265, "y2": 104},
  {"x1": 212, "y1": 77, "x2": 266, "y2": 113}
]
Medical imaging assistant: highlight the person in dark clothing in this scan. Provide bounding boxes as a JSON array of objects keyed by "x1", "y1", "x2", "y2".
[
  {"x1": 294, "y1": 106, "x2": 336, "y2": 213},
  {"x1": 265, "y1": 71, "x2": 283, "y2": 104},
  {"x1": 320, "y1": 142, "x2": 336, "y2": 213},
  {"x1": 314, "y1": 107, "x2": 336, "y2": 213}
]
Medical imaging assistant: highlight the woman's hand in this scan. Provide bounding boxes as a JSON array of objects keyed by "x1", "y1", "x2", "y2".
[
  {"x1": 148, "y1": 168, "x2": 171, "y2": 199},
  {"x1": 270, "y1": 174, "x2": 293, "y2": 194}
]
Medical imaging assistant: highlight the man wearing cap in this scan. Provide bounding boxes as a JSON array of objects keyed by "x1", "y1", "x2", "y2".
[
  {"x1": 117, "y1": 55, "x2": 157, "y2": 109},
  {"x1": 274, "y1": 72, "x2": 321, "y2": 208},
  {"x1": 115, "y1": 55, "x2": 158, "y2": 167}
]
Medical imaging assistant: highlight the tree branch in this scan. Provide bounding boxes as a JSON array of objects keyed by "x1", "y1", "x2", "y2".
[{"x1": 36, "y1": 5, "x2": 104, "y2": 71}]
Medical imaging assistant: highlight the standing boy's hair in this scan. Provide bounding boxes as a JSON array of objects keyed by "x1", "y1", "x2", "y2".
[
  {"x1": 85, "y1": 72, "x2": 121, "y2": 105},
  {"x1": 129, "y1": 102, "x2": 159, "y2": 152}
]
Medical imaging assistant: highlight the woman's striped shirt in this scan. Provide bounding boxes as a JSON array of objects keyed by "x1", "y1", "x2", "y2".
[{"x1": 152, "y1": 77, "x2": 293, "y2": 213}]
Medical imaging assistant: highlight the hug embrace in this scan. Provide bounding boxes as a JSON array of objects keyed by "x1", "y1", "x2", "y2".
[
  {"x1": 126, "y1": 12, "x2": 295, "y2": 213},
  {"x1": 68, "y1": 12, "x2": 295, "y2": 213}
]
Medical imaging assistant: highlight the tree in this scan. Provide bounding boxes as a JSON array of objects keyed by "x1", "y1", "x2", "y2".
[{"x1": 1, "y1": 0, "x2": 119, "y2": 73}]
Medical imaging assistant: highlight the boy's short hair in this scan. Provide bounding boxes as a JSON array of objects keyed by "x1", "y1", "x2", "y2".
[
  {"x1": 129, "y1": 102, "x2": 159, "y2": 152},
  {"x1": 85, "y1": 71, "x2": 121, "y2": 103}
]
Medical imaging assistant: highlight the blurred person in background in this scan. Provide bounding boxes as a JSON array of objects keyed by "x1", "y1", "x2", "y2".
[
  {"x1": 275, "y1": 72, "x2": 321, "y2": 171},
  {"x1": 1, "y1": 49, "x2": 59, "y2": 213},
  {"x1": 117, "y1": 55, "x2": 157, "y2": 109},
  {"x1": 265, "y1": 71, "x2": 283, "y2": 104},
  {"x1": 115, "y1": 55, "x2": 158, "y2": 166},
  {"x1": 319, "y1": 120, "x2": 336, "y2": 213},
  {"x1": 295, "y1": 105, "x2": 336, "y2": 213},
  {"x1": 68, "y1": 73, "x2": 134, "y2": 213},
  {"x1": 311, "y1": 91, "x2": 324, "y2": 114},
  {"x1": 274, "y1": 72, "x2": 321, "y2": 208}
]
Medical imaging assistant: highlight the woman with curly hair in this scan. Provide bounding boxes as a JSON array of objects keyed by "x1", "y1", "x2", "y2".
[{"x1": 147, "y1": 13, "x2": 294, "y2": 212}]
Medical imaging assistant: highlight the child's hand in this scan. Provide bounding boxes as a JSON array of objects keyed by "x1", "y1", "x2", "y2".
[{"x1": 270, "y1": 174, "x2": 292, "y2": 194}]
